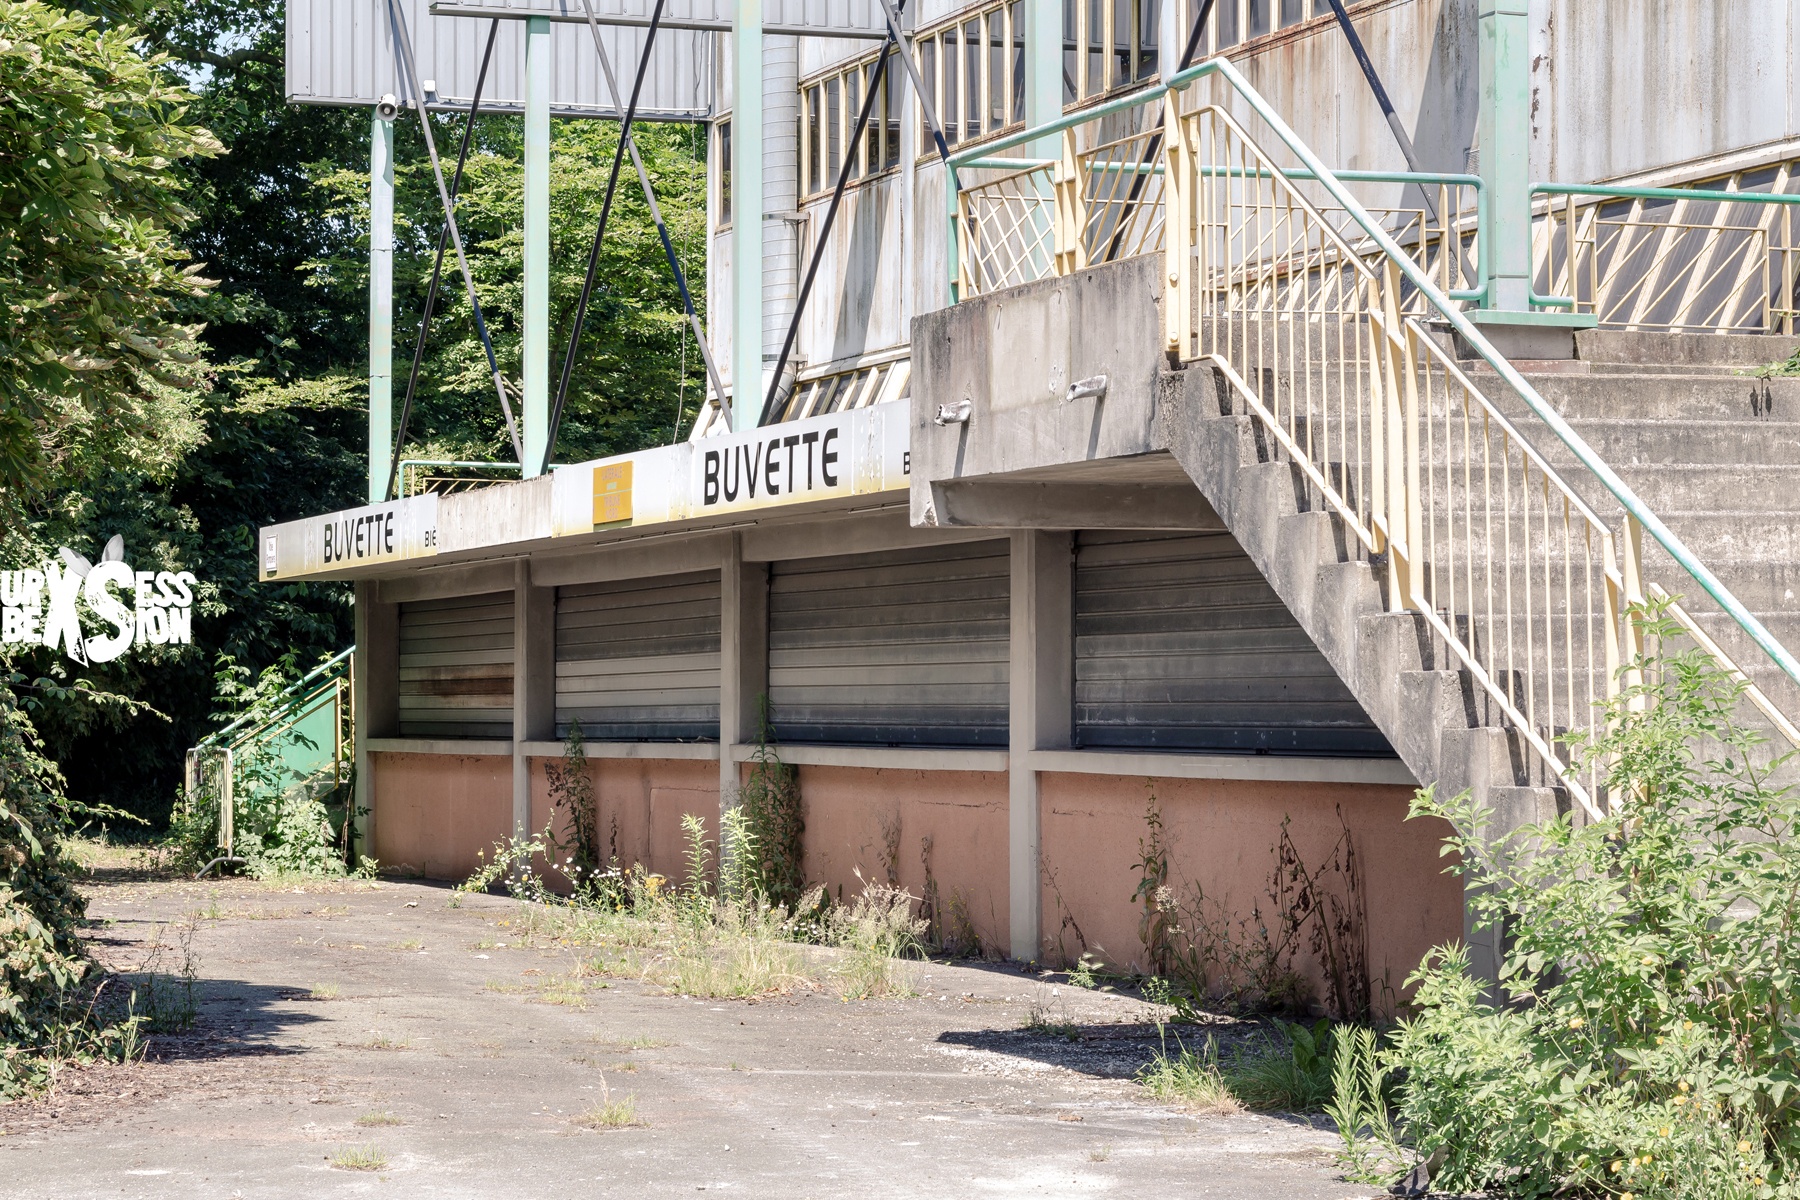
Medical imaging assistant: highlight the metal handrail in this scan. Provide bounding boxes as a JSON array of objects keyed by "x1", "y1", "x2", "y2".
[
  {"x1": 946, "y1": 55, "x2": 1800, "y2": 808},
  {"x1": 947, "y1": 85, "x2": 1489, "y2": 304},
  {"x1": 1158, "y1": 58, "x2": 1800, "y2": 696},
  {"x1": 1528, "y1": 182, "x2": 1800, "y2": 312},
  {"x1": 195, "y1": 647, "x2": 355, "y2": 750}
]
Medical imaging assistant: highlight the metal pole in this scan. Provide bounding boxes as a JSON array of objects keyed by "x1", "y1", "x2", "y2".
[
  {"x1": 368, "y1": 113, "x2": 395, "y2": 503},
  {"x1": 1478, "y1": 0, "x2": 1529, "y2": 310},
  {"x1": 1023, "y1": 0, "x2": 1060, "y2": 156},
  {"x1": 523, "y1": 15, "x2": 552, "y2": 474},
  {"x1": 731, "y1": 0, "x2": 763, "y2": 430}
]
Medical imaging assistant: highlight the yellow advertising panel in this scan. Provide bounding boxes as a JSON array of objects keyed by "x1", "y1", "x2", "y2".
[{"x1": 593, "y1": 461, "x2": 634, "y2": 526}]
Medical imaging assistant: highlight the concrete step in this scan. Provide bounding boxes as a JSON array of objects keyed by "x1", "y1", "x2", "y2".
[
  {"x1": 1512, "y1": 372, "x2": 1798, "y2": 422},
  {"x1": 1574, "y1": 329, "x2": 1800, "y2": 370}
]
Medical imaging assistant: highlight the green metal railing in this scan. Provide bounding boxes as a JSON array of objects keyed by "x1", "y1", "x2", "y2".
[
  {"x1": 941, "y1": 55, "x2": 1800, "y2": 811},
  {"x1": 184, "y1": 648, "x2": 355, "y2": 873},
  {"x1": 1530, "y1": 182, "x2": 1800, "y2": 331},
  {"x1": 945, "y1": 79, "x2": 1488, "y2": 306}
]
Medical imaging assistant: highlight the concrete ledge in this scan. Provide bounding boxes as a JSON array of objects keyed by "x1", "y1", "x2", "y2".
[
  {"x1": 730, "y1": 744, "x2": 1009, "y2": 772},
  {"x1": 1027, "y1": 749, "x2": 1417, "y2": 786},
  {"x1": 519, "y1": 740, "x2": 720, "y2": 761},
  {"x1": 367, "y1": 738, "x2": 514, "y2": 756}
]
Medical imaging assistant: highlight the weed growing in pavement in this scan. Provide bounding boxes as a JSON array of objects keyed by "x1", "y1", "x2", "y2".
[
  {"x1": 1088, "y1": 1145, "x2": 1112, "y2": 1163},
  {"x1": 1222, "y1": 1020, "x2": 1336, "y2": 1112},
  {"x1": 329, "y1": 1146, "x2": 389, "y2": 1171},
  {"x1": 1135, "y1": 1027, "x2": 1242, "y2": 1115},
  {"x1": 120, "y1": 917, "x2": 200, "y2": 1034},
  {"x1": 308, "y1": 983, "x2": 340, "y2": 1001},
  {"x1": 575, "y1": 1096, "x2": 640, "y2": 1130},
  {"x1": 460, "y1": 812, "x2": 926, "y2": 1003},
  {"x1": 819, "y1": 877, "x2": 927, "y2": 999},
  {"x1": 354, "y1": 1112, "x2": 403, "y2": 1128}
]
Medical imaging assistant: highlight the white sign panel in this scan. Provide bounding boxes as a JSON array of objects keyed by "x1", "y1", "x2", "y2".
[
  {"x1": 551, "y1": 401, "x2": 910, "y2": 536},
  {"x1": 286, "y1": 0, "x2": 713, "y2": 118},
  {"x1": 261, "y1": 495, "x2": 441, "y2": 581}
]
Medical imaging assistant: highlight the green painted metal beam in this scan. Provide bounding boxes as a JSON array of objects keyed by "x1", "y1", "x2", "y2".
[
  {"x1": 522, "y1": 15, "x2": 551, "y2": 474},
  {"x1": 731, "y1": 0, "x2": 763, "y2": 430},
  {"x1": 1478, "y1": 0, "x2": 1530, "y2": 312},
  {"x1": 367, "y1": 114, "x2": 395, "y2": 503}
]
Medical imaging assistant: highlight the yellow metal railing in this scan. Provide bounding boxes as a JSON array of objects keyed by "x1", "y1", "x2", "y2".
[
  {"x1": 1531, "y1": 181, "x2": 1800, "y2": 334},
  {"x1": 948, "y1": 60, "x2": 1800, "y2": 818}
]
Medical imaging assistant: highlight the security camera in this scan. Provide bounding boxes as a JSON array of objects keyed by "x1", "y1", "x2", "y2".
[{"x1": 376, "y1": 93, "x2": 400, "y2": 121}]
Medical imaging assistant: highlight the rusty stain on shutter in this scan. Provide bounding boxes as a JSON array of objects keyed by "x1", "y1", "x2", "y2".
[{"x1": 398, "y1": 591, "x2": 515, "y2": 738}]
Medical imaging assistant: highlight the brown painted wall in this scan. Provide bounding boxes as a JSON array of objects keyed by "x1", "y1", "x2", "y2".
[
  {"x1": 791, "y1": 765, "x2": 1010, "y2": 955},
  {"x1": 1037, "y1": 773, "x2": 1460, "y2": 1009},
  {"x1": 527, "y1": 757, "x2": 720, "y2": 886},
  {"x1": 370, "y1": 752, "x2": 511, "y2": 880}
]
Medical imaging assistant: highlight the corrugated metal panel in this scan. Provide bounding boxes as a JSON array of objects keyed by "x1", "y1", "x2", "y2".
[
  {"x1": 398, "y1": 591, "x2": 516, "y2": 737},
  {"x1": 433, "y1": 0, "x2": 892, "y2": 38},
  {"x1": 1074, "y1": 532, "x2": 1391, "y2": 756},
  {"x1": 555, "y1": 571, "x2": 722, "y2": 740},
  {"x1": 768, "y1": 541, "x2": 1010, "y2": 746},
  {"x1": 286, "y1": 0, "x2": 713, "y2": 118}
]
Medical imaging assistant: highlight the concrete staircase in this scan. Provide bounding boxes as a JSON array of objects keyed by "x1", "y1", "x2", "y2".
[{"x1": 1153, "y1": 328, "x2": 1800, "y2": 851}]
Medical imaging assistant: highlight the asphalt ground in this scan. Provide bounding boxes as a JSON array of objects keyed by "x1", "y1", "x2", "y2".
[{"x1": 0, "y1": 873, "x2": 1381, "y2": 1199}]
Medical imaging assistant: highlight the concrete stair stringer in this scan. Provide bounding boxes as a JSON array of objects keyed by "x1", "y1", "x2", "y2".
[{"x1": 1153, "y1": 362, "x2": 1538, "y2": 819}]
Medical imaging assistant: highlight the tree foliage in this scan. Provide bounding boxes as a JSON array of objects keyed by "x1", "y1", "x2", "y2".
[
  {"x1": 5, "y1": 0, "x2": 708, "y2": 822},
  {"x1": 0, "y1": 0, "x2": 220, "y2": 496}
]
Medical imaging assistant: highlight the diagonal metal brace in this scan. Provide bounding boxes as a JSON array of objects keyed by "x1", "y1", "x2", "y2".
[
  {"x1": 575, "y1": 0, "x2": 731, "y2": 433},
  {"x1": 384, "y1": 0, "x2": 524, "y2": 463}
]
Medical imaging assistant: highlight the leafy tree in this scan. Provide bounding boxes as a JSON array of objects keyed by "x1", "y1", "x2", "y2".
[
  {"x1": 0, "y1": 0, "x2": 219, "y2": 497},
  {"x1": 309, "y1": 114, "x2": 711, "y2": 467}
]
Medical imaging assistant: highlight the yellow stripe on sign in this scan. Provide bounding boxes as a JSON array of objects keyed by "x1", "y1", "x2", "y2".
[{"x1": 593, "y1": 461, "x2": 633, "y2": 526}]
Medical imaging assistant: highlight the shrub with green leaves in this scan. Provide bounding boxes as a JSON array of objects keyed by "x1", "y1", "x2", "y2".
[
  {"x1": 1346, "y1": 610, "x2": 1800, "y2": 1198},
  {"x1": 0, "y1": 677, "x2": 139, "y2": 1093}
]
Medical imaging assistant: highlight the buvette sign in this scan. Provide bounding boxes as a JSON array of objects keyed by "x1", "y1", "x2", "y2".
[
  {"x1": 256, "y1": 402, "x2": 912, "y2": 580},
  {"x1": 259, "y1": 495, "x2": 441, "y2": 581},
  {"x1": 1, "y1": 539, "x2": 196, "y2": 664},
  {"x1": 551, "y1": 401, "x2": 909, "y2": 536}
]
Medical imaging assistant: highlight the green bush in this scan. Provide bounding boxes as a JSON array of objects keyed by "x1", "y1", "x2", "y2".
[
  {"x1": 1348, "y1": 611, "x2": 1800, "y2": 1198},
  {"x1": 0, "y1": 678, "x2": 138, "y2": 1093}
]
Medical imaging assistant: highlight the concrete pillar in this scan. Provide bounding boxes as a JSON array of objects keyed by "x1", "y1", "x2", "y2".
[
  {"x1": 353, "y1": 581, "x2": 400, "y2": 860},
  {"x1": 718, "y1": 534, "x2": 769, "y2": 807},
  {"x1": 1477, "y1": 0, "x2": 1529, "y2": 312},
  {"x1": 368, "y1": 114, "x2": 396, "y2": 502},
  {"x1": 731, "y1": 0, "x2": 763, "y2": 429},
  {"x1": 522, "y1": 15, "x2": 552, "y2": 472},
  {"x1": 512, "y1": 559, "x2": 555, "y2": 838},
  {"x1": 1008, "y1": 530, "x2": 1074, "y2": 962}
]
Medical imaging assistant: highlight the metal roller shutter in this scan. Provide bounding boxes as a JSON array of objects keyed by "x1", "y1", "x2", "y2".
[
  {"x1": 1074, "y1": 531, "x2": 1391, "y2": 755},
  {"x1": 398, "y1": 591, "x2": 515, "y2": 738},
  {"x1": 555, "y1": 571, "x2": 722, "y2": 741},
  {"x1": 768, "y1": 541, "x2": 1010, "y2": 746}
]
